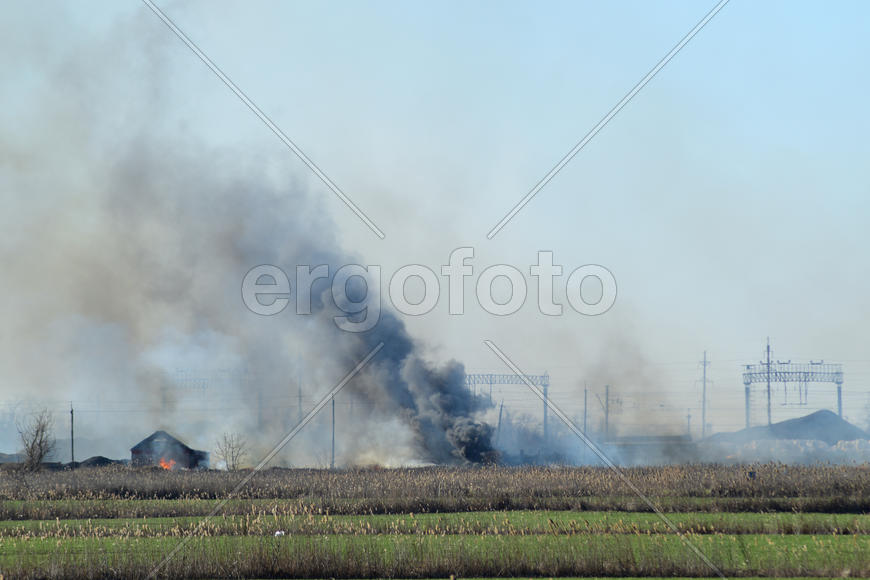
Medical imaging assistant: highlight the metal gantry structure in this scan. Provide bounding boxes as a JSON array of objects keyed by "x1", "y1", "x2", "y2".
[
  {"x1": 464, "y1": 373, "x2": 550, "y2": 396},
  {"x1": 742, "y1": 356, "x2": 844, "y2": 427},
  {"x1": 464, "y1": 372, "x2": 550, "y2": 440}
]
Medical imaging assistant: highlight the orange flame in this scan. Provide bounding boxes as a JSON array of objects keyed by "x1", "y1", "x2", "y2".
[{"x1": 158, "y1": 457, "x2": 176, "y2": 470}]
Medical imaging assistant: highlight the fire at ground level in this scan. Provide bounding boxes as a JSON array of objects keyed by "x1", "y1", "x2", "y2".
[{"x1": 4, "y1": 409, "x2": 870, "y2": 470}]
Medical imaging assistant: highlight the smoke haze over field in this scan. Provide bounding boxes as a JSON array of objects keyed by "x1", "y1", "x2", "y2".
[
  {"x1": 3, "y1": 3, "x2": 870, "y2": 464},
  {"x1": 0, "y1": 8, "x2": 497, "y2": 466},
  {"x1": 0, "y1": 130, "x2": 498, "y2": 463}
]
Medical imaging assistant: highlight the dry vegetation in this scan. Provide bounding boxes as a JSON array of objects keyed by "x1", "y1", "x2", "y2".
[
  {"x1": 16, "y1": 409, "x2": 55, "y2": 471},
  {"x1": 214, "y1": 432, "x2": 248, "y2": 471},
  {"x1": 2, "y1": 462, "x2": 869, "y2": 504}
]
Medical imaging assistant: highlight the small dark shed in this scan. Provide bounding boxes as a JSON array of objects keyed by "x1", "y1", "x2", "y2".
[{"x1": 130, "y1": 430, "x2": 209, "y2": 469}]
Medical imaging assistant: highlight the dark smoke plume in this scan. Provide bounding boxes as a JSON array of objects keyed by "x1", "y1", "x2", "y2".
[{"x1": 0, "y1": 9, "x2": 495, "y2": 465}]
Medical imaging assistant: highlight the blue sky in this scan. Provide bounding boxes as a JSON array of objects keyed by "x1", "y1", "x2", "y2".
[{"x1": 3, "y1": 1, "x2": 870, "y2": 443}]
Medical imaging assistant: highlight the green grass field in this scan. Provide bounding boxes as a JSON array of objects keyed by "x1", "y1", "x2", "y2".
[
  {"x1": 3, "y1": 510, "x2": 870, "y2": 537},
  {"x1": 5, "y1": 527, "x2": 869, "y2": 578}
]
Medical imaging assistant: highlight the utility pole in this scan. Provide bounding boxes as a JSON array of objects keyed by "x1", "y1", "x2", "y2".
[
  {"x1": 70, "y1": 403, "x2": 74, "y2": 467},
  {"x1": 687, "y1": 408, "x2": 692, "y2": 436},
  {"x1": 604, "y1": 385, "x2": 610, "y2": 440},
  {"x1": 701, "y1": 351, "x2": 710, "y2": 438},
  {"x1": 542, "y1": 383, "x2": 549, "y2": 444},
  {"x1": 765, "y1": 338, "x2": 772, "y2": 426},
  {"x1": 297, "y1": 367, "x2": 303, "y2": 424},
  {"x1": 745, "y1": 382, "x2": 751, "y2": 429},
  {"x1": 330, "y1": 396, "x2": 335, "y2": 469},
  {"x1": 495, "y1": 400, "x2": 504, "y2": 445},
  {"x1": 583, "y1": 385, "x2": 588, "y2": 464},
  {"x1": 837, "y1": 378, "x2": 843, "y2": 418}
]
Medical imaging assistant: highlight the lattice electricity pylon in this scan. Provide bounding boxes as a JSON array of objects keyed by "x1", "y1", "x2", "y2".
[{"x1": 742, "y1": 361, "x2": 843, "y2": 426}]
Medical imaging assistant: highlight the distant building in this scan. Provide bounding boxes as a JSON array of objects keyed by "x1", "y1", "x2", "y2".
[{"x1": 130, "y1": 430, "x2": 209, "y2": 469}]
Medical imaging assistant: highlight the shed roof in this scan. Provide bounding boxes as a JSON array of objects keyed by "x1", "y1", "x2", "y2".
[{"x1": 130, "y1": 430, "x2": 195, "y2": 453}]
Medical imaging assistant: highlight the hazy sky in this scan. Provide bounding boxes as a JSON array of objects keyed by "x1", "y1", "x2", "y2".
[{"x1": 3, "y1": 0, "x2": 870, "y2": 448}]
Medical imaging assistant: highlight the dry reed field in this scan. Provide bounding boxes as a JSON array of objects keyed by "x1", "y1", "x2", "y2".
[{"x1": 1, "y1": 463, "x2": 869, "y2": 578}]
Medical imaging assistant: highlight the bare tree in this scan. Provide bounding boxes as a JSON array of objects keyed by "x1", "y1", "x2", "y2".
[
  {"x1": 17, "y1": 409, "x2": 55, "y2": 471},
  {"x1": 215, "y1": 432, "x2": 248, "y2": 471}
]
